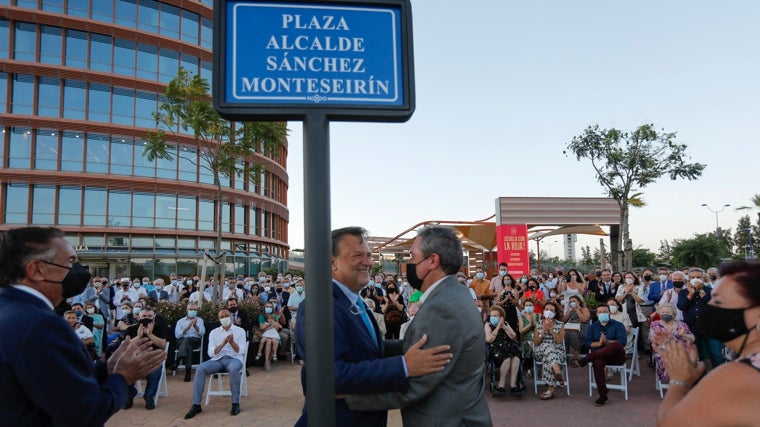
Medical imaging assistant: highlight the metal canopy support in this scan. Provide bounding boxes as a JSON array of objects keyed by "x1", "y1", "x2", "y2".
[{"x1": 303, "y1": 113, "x2": 335, "y2": 426}]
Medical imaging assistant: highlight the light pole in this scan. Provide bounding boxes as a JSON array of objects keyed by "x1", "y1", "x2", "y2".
[
  {"x1": 701, "y1": 203, "x2": 730, "y2": 243},
  {"x1": 742, "y1": 228, "x2": 755, "y2": 260}
]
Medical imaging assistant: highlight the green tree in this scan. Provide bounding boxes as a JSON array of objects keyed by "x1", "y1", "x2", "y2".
[
  {"x1": 732, "y1": 215, "x2": 759, "y2": 260},
  {"x1": 657, "y1": 240, "x2": 673, "y2": 265},
  {"x1": 631, "y1": 247, "x2": 658, "y2": 268},
  {"x1": 670, "y1": 234, "x2": 722, "y2": 268},
  {"x1": 580, "y1": 245, "x2": 593, "y2": 265},
  {"x1": 565, "y1": 124, "x2": 706, "y2": 272},
  {"x1": 144, "y1": 68, "x2": 288, "y2": 298}
]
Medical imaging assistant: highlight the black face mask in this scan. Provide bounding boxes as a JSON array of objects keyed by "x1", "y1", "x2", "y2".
[
  {"x1": 41, "y1": 261, "x2": 92, "y2": 299},
  {"x1": 387, "y1": 288, "x2": 397, "y2": 294},
  {"x1": 229, "y1": 306, "x2": 238, "y2": 313},
  {"x1": 406, "y1": 262, "x2": 424, "y2": 290},
  {"x1": 643, "y1": 274, "x2": 652, "y2": 282},
  {"x1": 139, "y1": 318, "x2": 153, "y2": 327},
  {"x1": 698, "y1": 304, "x2": 753, "y2": 343},
  {"x1": 672, "y1": 281, "x2": 684, "y2": 289}
]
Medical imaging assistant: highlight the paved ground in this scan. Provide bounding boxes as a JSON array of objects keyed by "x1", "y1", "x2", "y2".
[{"x1": 107, "y1": 355, "x2": 663, "y2": 427}]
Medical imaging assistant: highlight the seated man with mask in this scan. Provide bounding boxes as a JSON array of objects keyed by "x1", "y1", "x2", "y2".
[{"x1": 579, "y1": 304, "x2": 627, "y2": 406}]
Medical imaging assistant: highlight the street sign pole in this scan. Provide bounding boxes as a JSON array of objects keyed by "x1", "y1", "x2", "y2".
[
  {"x1": 214, "y1": 1, "x2": 414, "y2": 423},
  {"x1": 302, "y1": 113, "x2": 334, "y2": 426}
]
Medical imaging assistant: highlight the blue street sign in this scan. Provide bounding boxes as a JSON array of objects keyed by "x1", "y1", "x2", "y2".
[{"x1": 214, "y1": 0, "x2": 415, "y2": 121}]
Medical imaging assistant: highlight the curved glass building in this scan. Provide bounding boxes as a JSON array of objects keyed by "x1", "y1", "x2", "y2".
[{"x1": 0, "y1": 0, "x2": 291, "y2": 279}]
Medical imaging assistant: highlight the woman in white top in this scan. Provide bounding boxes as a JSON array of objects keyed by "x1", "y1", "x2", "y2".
[
  {"x1": 559, "y1": 268, "x2": 585, "y2": 300},
  {"x1": 606, "y1": 299, "x2": 633, "y2": 354}
]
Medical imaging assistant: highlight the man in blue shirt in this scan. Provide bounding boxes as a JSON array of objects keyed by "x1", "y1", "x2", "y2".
[{"x1": 580, "y1": 305, "x2": 627, "y2": 406}]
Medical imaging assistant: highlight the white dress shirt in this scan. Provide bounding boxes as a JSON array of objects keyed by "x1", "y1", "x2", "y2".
[{"x1": 207, "y1": 324, "x2": 246, "y2": 363}]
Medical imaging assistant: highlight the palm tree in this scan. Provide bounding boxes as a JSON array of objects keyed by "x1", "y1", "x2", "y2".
[{"x1": 736, "y1": 194, "x2": 760, "y2": 211}]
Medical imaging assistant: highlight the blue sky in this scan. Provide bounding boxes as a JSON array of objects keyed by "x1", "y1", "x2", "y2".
[{"x1": 284, "y1": 0, "x2": 759, "y2": 256}]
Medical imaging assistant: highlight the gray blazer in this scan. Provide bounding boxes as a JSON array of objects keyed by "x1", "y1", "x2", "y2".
[{"x1": 346, "y1": 275, "x2": 492, "y2": 426}]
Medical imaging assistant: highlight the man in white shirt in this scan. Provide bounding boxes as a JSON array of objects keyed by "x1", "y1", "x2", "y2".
[
  {"x1": 222, "y1": 280, "x2": 244, "y2": 301},
  {"x1": 173, "y1": 302, "x2": 205, "y2": 381},
  {"x1": 287, "y1": 280, "x2": 306, "y2": 331},
  {"x1": 184, "y1": 309, "x2": 246, "y2": 419}
]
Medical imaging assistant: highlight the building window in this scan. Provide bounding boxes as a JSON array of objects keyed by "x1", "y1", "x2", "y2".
[
  {"x1": 155, "y1": 144, "x2": 177, "y2": 179},
  {"x1": 13, "y1": 22, "x2": 36, "y2": 62},
  {"x1": 40, "y1": 25, "x2": 62, "y2": 65},
  {"x1": 88, "y1": 83, "x2": 110, "y2": 123},
  {"x1": 199, "y1": 199, "x2": 214, "y2": 231},
  {"x1": 85, "y1": 133, "x2": 109, "y2": 173},
  {"x1": 83, "y1": 188, "x2": 107, "y2": 226},
  {"x1": 110, "y1": 137, "x2": 133, "y2": 175},
  {"x1": 115, "y1": 0, "x2": 138, "y2": 28},
  {"x1": 108, "y1": 191, "x2": 131, "y2": 227},
  {"x1": 158, "y1": 48, "x2": 179, "y2": 83},
  {"x1": 8, "y1": 127, "x2": 32, "y2": 169},
  {"x1": 35, "y1": 129, "x2": 58, "y2": 170},
  {"x1": 134, "y1": 91, "x2": 156, "y2": 128},
  {"x1": 63, "y1": 80, "x2": 86, "y2": 120},
  {"x1": 138, "y1": 0, "x2": 160, "y2": 34},
  {"x1": 41, "y1": 0, "x2": 64, "y2": 13},
  {"x1": 66, "y1": 0, "x2": 89, "y2": 18},
  {"x1": 0, "y1": 20, "x2": 9, "y2": 59},
  {"x1": 92, "y1": 0, "x2": 114, "y2": 24},
  {"x1": 90, "y1": 34, "x2": 113, "y2": 73},
  {"x1": 111, "y1": 87, "x2": 134, "y2": 126},
  {"x1": 134, "y1": 139, "x2": 155, "y2": 177},
  {"x1": 32, "y1": 185, "x2": 55, "y2": 224},
  {"x1": 136, "y1": 43, "x2": 158, "y2": 80},
  {"x1": 113, "y1": 38, "x2": 136, "y2": 77},
  {"x1": 58, "y1": 186, "x2": 82, "y2": 225},
  {"x1": 5, "y1": 184, "x2": 29, "y2": 224},
  {"x1": 37, "y1": 77, "x2": 61, "y2": 117},
  {"x1": 159, "y1": 3, "x2": 180, "y2": 39},
  {"x1": 65, "y1": 30, "x2": 88, "y2": 69},
  {"x1": 181, "y1": 9, "x2": 199, "y2": 45},
  {"x1": 11, "y1": 74, "x2": 34, "y2": 115},
  {"x1": 0, "y1": 72, "x2": 8, "y2": 114},
  {"x1": 155, "y1": 193, "x2": 176, "y2": 228},
  {"x1": 178, "y1": 147, "x2": 197, "y2": 181},
  {"x1": 177, "y1": 196, "x2": 196, "y2": 229},
  {"x1": 234, "y1": 204, "x2": 245, "y2": 234},
  {"x1": 201, "y1": 17, "x2": 212, "y2": 50},
  {"x1": 132, "y1": 193, "x2": 154, "y2": 227},
  {"x1": 61, "y1": 132, "x2": 84, "y2": 171}
]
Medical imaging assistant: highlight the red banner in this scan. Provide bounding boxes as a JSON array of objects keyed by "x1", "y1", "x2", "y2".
[{"x1": 496, "y1": 224, "x2": 529, "y2": 277}]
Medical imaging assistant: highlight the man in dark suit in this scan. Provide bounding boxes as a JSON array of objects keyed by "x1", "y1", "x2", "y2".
[
  {"x1": 295, "y1": 227, "x2": 453, "y2": 427},
  {"x1": 0, "y1": 226, "x2": 165, "y2": 426},
  {"x1": 346, "y1": 225, "x2": 493, "y2": 426}
]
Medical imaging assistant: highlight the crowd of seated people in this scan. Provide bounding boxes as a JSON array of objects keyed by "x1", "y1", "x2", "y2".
[{"x1": 52, "y1": 262, "x2": 733, "y2": 418}]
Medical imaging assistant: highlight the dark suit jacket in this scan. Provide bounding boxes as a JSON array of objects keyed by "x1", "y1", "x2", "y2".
[
  {"x1": 346, "y1": 275, "x2": 493, "y2": 426},
  {"x1": 295, "y1": 282, "x2": 407, "y2": 427},
  {"x1": 0, "y1": 286, "x2": 128, "y2": 426}
]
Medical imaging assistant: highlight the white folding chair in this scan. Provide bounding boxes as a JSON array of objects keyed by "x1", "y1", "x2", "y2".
[
  {"x1": 626, "y1": 327, "x2": 641, "y2": 380},
  {"x1": 588, "y1": 359, "x2": 628, "y2": 400},
  {"x1": 205, "y1": 342, "x2": 249, "y2": 405},
  {"x1": 173, "y1": 334, "x2": 204, "y2": 376},
  {"x1": 135, "y1": 341, "x2": 170, "y2": 406},
  {"x1": 532, "y1": 337, "x2": 571, "y2": 396},
  {"x1": 656, "y1": 376, "x2": 669, "y2": 399}
]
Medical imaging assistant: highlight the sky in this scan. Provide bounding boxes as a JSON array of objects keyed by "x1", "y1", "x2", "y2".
[{"x1": 283, "y1": 0, "x2": 760, "y2": 258}]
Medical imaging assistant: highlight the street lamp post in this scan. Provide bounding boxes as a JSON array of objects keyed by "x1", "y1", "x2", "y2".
[
  {"x1": 701, "y1": 203, "x2": 731, "y2": 243},
  {"x1": 742, "y1": 228, "x2": 755, "y2": 260}
]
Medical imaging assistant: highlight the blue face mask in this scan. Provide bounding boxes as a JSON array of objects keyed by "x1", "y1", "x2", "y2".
[
  {"x1": 368, "y1": 280, "x2": 374, "y2": 287},
  {"x1": 489, "y1": 316, "x2": 499, "y2": 327},
  {"x1": 265, "y1": 307, "x2": 273, "y2": 314},
  {"x1": 295, "y1": 286, "x2": 303, "y2": 293},
  {"x1": 145, "y1": 284, "x2": 154, "y2": 292},
  {"x1": 476, "y1": 273, "x2": 484, "y2": 280},
  {"x1": 524, "y1": 306, "x2": 534, "y2": 314},
  {"x1": 499, "y1": 270, "x2": 507, "y2": 277},
  {"x1": 598, "y1": 313, "x2": 611, "y2": 323},
  {"x1": 187, "y1": 310, "x2": 197, "y2": 318}
]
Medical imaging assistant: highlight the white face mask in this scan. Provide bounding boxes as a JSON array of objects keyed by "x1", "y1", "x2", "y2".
[
  {"x1": 660, "y1": 274, "x2": 668, "y2": 282},
  {"x1": 625, "y1": 278, "x2": 634, "y2": 285},
  {"x1": 690, "y1": 278, "x2": 701, "y2": 286},
  {"x1": 544, "y1": 310, "x2": 555, "y2": 319},
  {"x1": 220, "y1": 318, "x2": 232, "y2": 327},
  {"x1": 608, "y1": 305, "x2": 618, "y2": 313},
  {"x1": 86, "y1": 308, "x2": 95, "y2": 314}
]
